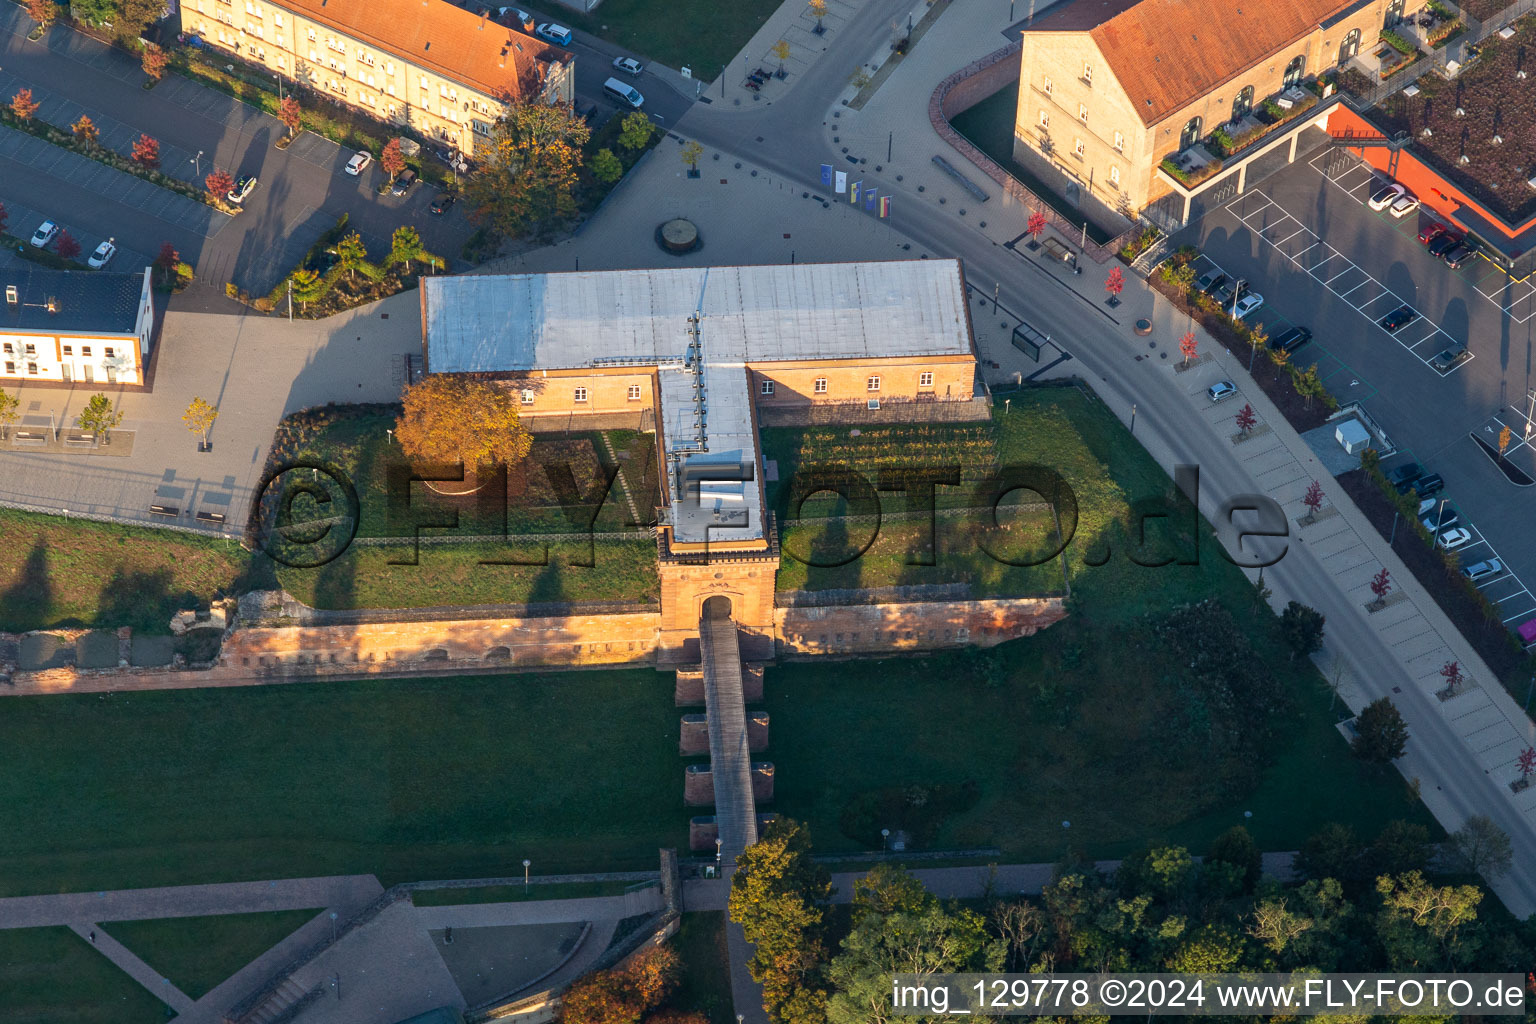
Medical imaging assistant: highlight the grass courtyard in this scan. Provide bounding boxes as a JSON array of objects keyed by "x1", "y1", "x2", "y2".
[
  {"x1": 562, "y1": 0, "x2": 781, "y2": 79},
  {"x1": 0, "y1": 927, "x2": 168, "y2": 1024},
  {"x1": 101, "y1": 909, "x2": 321, "y2": 1000}
]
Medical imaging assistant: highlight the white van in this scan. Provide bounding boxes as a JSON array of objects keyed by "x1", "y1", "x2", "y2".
[{"x1": 603, "y1": 77, "x2": 644, "y2": 109}]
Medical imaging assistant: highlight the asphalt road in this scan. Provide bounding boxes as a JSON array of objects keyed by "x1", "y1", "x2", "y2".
[{"x1": 675, "y1": 0, "x2": 1536, "y2": 916}]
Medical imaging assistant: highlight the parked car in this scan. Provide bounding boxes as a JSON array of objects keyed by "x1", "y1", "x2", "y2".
[
  {"x1": 1213, "y1": 278, "x2": 1248, "y2": 309},
  {"x1": 1195, "y1": 268, "x2": 1227, "y2": 295},
  {"x1": 1387, "y1": 462, "x2": 1423, "y2": 492},
  {"x1": 87, "y1": 238, "x2": 116, "y2": 268},
  {"x1": 535, "y1": 22, "x2": 572, "y2": 45},
  {"x1": 1430, "y1": 345, "x2": 1471, "y2": 372},
  {"x1": 1369, "y1": 182, "x2": 1406, "y2": 210},
  {"x1": 1421, "y1": 509, "x2": 1459, "y2": 533},
  {"x1": 1271, "y1": 326, "x2": 1313, "y2": 353},
  {"x1": 612, "y1": 56, "x2": 645, "y2": 76},
  {"x1": 1207, "y1": 380, "x2": 1238, "y2": 403},
  {"x1": 1412, "y1": 472, "x2": 1444, "y2": 498},
  {"x1": 227, "y1": 175, "x2": 258, "y2": 203},
  {"x1": 1427, "y1": 231, "x2": 1462, "y2": 258},
  {"x1": 1389, "y1": 193, "x2": 1421, "y2": 218},
  {"x1": 391, "y1": 168, "x2": 418, "y2": 196},
  {"x1": 1463, "y1": 558, "x2": 1504, "y2": 582},
  {"x1": 344, "y1": 150, "x2": 372, "y2": 175},
  {"x1": 1443, "y1": 239, "x2": 1481, "y2": 269},
  {"x1": 29, "y1": 221, "x2": 59, "y2": 248},
  {"x1": 429, "y1": 192, "x2": 456, "y2": 215},
  {"x1": 1436, "y1": 527, "x2": 1472, "y2": 551},
  {"x1": 1379, "y1": 304, "x2": 1420, "y2": 333},
  {"x1": 1231, "y1": 292, "x2": 1264, "y2": 320},
  {"x1": 498, "y1": 6, "x2": 532, "y2": 26},
  {"x1": 1418, "y1": 222, "x2": 1447, "y2": 245},
  {"x1": 603, "y1": 77, "x2": 645, "y2": 108}
]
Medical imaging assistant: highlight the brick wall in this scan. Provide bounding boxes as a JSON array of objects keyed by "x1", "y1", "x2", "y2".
[{"x1": 777, "y1": 597, "x2": 1066, "y2": 656}]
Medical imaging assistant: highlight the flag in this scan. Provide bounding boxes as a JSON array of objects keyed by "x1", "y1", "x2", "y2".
[
  {"x1": 864, "y1": 188, "x2": 877, "y2": 211},
  {"x1": 850, "y1": 181, "x2": 861, "y2": 203},
  {"x1": 835, "y1": 170, "x2": 847, "y2": 194},
  {"x1": 819, "y1": 163, "x2": 833, "y2": 186},
  {"x1": 879, "y1": 195, "x2": 891, "y2": 218}
]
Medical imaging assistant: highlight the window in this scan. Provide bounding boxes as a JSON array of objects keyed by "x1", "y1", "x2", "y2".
[
  {"x1": 1038, "y1": 109, "x2": 1049, "y2": 128},
  {"x1": 273, "y1": 11, "x2": 282, "y2": 27},
  {"x1": 521, "y1": 389, "x2": 535, "y2": 404},
  {"x1": 385, "y1": 61, "x2": 395, "y2": 75},
  {"x1": 62, "y1": 345, "x2": 72, "y2": 355},
  {"x1": 814, "y1": 377, "x2": 827, "y2": 393},
  {"x1": 1283, "y1": 54, "x2": 1305, "y2": 87},
  {"x1": 1109, "y1": 165, "x2": 1120, "y2": 186},
  {"x1": 1113, "y1": 130, "x2": 1124, "y2": 152},
  {"x1": 1073, "y1": 137, "x2": 1085, "y2": 157},
  {"x1": 1078, "y1": 102, "x2": 1088, "y2": 121},
  {"x1": 306, "y1": 27, "x2": 315, "y2": 40},
  {"x1": 1042, "y1": 74, "x2": 1052, "y2": 95},
  {"x1": 867, "y1": 375, "x2": 881, "y2": 392},
  {"x1": 104, "y1": 347, "x2": 114, "y2": 358},
  {"x1": 1339, "y1": 27, "x2": 1361, "y2": 63},
  {"x1": 628, "y1": 384, "x2": 642, "y2": 400},
  {"x1": 2, "y1": 362, "x2": 11, "y2": 375},
  {"x1": 1231, "y1": 85, "x2": 1254, "y2": 124},
  {"x1": 26, "y1": 363, "x2": 37, "y2": 375},
  {"x1": 23, "y1": 344, "x2": 34, "y2": 356},
  {"x1": 472, "y1": 118, "x2": 490, "y2": 136},
  {"x1": 1179, "y1": 115, "x2": 1203, "y2": 149},
  {"x1": 276, "y1": 55, "x2": 285, "y2": 69},
  {"x1": 919, "y1": 372, "x2": 933, "y2": 387},
  {"x1": 573, "y1": 387, "x2": 588, "y2": 402},
  {"x1": 1083, "y1": 62, "x2": 1092, "y2": 83},
  {"x1": 81, "y1": 346, "x2": 91, "y2": 356},
  {"x1": 243, "y1": 0, "x2": 253, "y2": 12},
  {"x1": 1, "y1": 343, "x2": 9, "y2": 354},
  {"x1": 760, "y1": 379, "x2": 775, "y2": 396}
]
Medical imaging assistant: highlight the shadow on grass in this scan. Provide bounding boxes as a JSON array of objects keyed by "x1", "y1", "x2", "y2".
[
  {"x1": 0, "y1": 542, "x2": 55, "y2": 632},
  {"x1": 95, "y1": 568, "x2": 198, "y2": 634}
]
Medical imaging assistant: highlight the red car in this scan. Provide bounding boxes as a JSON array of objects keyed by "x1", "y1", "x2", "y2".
[{"x1": 1418, "y1": 222, "x2": 1447, "y2": 245}]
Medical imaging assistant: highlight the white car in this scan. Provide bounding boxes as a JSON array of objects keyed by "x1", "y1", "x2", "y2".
[
  {"x1": 536, "y1": 22, "x2": 572, "y2": 45},
  {"x1": 612, "y1": 56, "x2": 645, "y2": 76},
  {"x1": 227, "y1": 175, "x2": 258, "y2": 204},
  {"x1": 1463, "y1": 558, "x2": 1503, "y2": 582},
  {"x1": 344, "y1": 150, "x2": 372, "y2": 176},
  {"x1": 1231, "y1": 292, "x2": 1264, "y2": 320},
  {"x1": 29, "y1": 221, "x2": 59, "y2": 248},
  {"x1": 1369, "y1": 183, "x2": 1406, "y2": 210},
  {"x1": 87, "y1": 238, "x2": 116, "y2": 268},
  {"x1": 1207, "y1": 380, "x2": 1238, "y2": 403},
  {"x1": 498, "y1": 6, "x2": 531, "y2": 25},
  {"x1": 1436, "y1": 527, "x2": 1472, "y2": 551},
  {"x1": 1389, "y1": 193, "x2": 1421, "y2": 218}
]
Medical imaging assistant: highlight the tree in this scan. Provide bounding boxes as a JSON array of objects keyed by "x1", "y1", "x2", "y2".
[
  {"x1": 183, "y1": 397, "x2": 218, "y2": 448},
  {"x1": 71, "y1": 115, "x2": 99, "y2": 147},
  {"x1": 990, "y1": 900, "x2": 1043, "y2": 971},
  {"x1": 205, "y1": 168, "x2": 235, "y2": 200},
  {"x1": 1370, "y1": 820, "x2": 1432, "y2": 877},
  {"x1": 75, "y1": 392, "x2": 123, "y2": 442},
  {"x1": 618, "y1": 111, "x2": 654, "y2": 151},
  {"x1": 1279, "y1": 601, "x2": 1325, "y2": 661},
  {"x1": 1296, "y1": 363, "x2": 1326, "y2": 408},
  {"x1": 1449, "y1": 815, "x2": 1512, "y2": 877},
  {"x1": 1438, "y1": 660, "x2": 1463, "y2": 695},
  {"x1": 335, "y1": 231, "x2": 372, "y2": 281},
  {"x1": 1352, "y1": 696, "x2": 1407, "y2": 763},
  {"x1": 729, "y1": 818, "x2": 832, "y2": 1024},
  {"x1": 10, "y1": 88, "x2": 39, "y2": 123},
  {"x1": 1518, "y1": 746, "x2": 1536, "y2": 785},
  {"x1": 54, "y1": 229, "x2": 81, "y2": 260},
  {"x1": 1375, "y1": 871, "x2": 1483, "y2": 968},
  {"x1": 465, "y1": 100, "x2": 590, "y2": 238},
  {"x1": 559, "y1": 946, "x2": 678, "y2": 1024},
  {"x1": 278, "y1": 96, "x2": 302, "y2": 138},
  {"x1": 1209, "y1": 825, "x2": 1262, "y2": 891},
  {"x1": 395, "y1": 375, "x2": 533, "y2": 472},
  {"x1": 1499, "y1": 423, "x2": 1512, "y2": 459},
  {"x1": 131, "y1": 133, "x2": 160, "y2": 169},
  {"x1": 1302, "y1": 480, "x2": 1324, "y2": 519},
  {"x1": 288, "y1": 267, "x2": 327, "y2": 311},
  {"x1": 0, "y1": 389, "x2": 19, "y2": 441},
  {"x1": 155, "y1": 242, "x2": 179, "y2": 284},
  {"x1": 828, "y1": 900, "x2": 1003, "y2": 1024},
  {"x1": 1179, "y1": 330, "x2": 1197, "y2": 366},
  {"x1": 850, "y1": 863, "x2": 932, "y2": 923},
  {"x1": 1026, "y1": 209, "x2": 1046, "y2": 245},
  {"x1": 71, "y1": 0, "x2": 113, "y2": 25},
  {"x1": 680, "y1": 139, "x2": 703, "y2": 172},
  {"x1": 771, "y1": 38, "x2": 791, "y2": 76},
  {"x1": 1234, "y1": 403, "x2": 1256, "y2": 434},
  {"x1": 118, "y1": 0, "x2": 166, "y2": 38},
  {"x1": 25, "y1": 0, "x2": 55, "y2": 29},
  {"x1": 1104, "y1": 265, "x2": 1124, "y2": 304},
  {"x1": 140, "y1": 42, "x2": 168, "y2": 82},
  {"x1": 388, "y1": 225, "x2": 426, "y2": 272},
  {"x1": 590, "y1": 147, "x2": 622, "y2": 184},
  {"x1": 1295, "y1": 822, "x2": 1362, "y2": 884},
  {"x1": 1369, "y1": 566, "x2": 1392, "y2": 606},
  {"x1": 809, "y1": 0, "x2": 828, "y2": 31},
  {"x1": 1248, "y1": 897, "x2": 1313, "y2": 956},
  {"x1": 1271, "y1": 344, "x2": 1291, "y2": 367},
  {"x1": 1165, "y1": 924, "x2": 1245, "y2": 972},
  {"x1": 380, "y1": 137, "x2": 407, "y2": 180},
  {"x1": 1247, "y1": 322, "x2": 1268, "y2": 355}
]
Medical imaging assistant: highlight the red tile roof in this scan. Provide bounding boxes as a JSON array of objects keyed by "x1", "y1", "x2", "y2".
[
  {"x1": 282, "y1": 0, "x2": 571, "y2": 103},
  {"x1": 1027, "y1": 0, "x2": 1360, "y2": 125}
]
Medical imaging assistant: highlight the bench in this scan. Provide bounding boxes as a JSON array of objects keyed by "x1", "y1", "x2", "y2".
[
  {"x1": 63, "y1": 433, "x2": 95, "y2": 447},
  {"x1": 149, "y1": 504, "x2": 180, "y2": 518},
  {"x1": 13, "y1": 430, "x2": 47, "y2": 445},
  {"x1": 195, "y1": 510, "x2": 226, "y2": 525}
]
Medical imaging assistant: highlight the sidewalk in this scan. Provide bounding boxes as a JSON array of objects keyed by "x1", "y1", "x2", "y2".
[
  {"x1": 708, "y1": 0, "x2": 889, "y2": 109},
  {"x1": 0, "y1": 874, "x2": 383, "y2": 929}
]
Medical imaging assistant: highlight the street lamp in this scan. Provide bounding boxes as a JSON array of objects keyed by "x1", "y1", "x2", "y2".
[
  {"x1": 880, "y1": 828, "x2": 889, "y2": 852},
  {"x1": 1433, "y1": 497, "x2": 1451, "y2": 538},
  {"x1": 523, "y1": 858, "x2": 531, "y2": 893},
  {"x1": 273, "y1": 72, "x2": 282, "y2": 103},
  {"x1": 191, "y1": 149, "x2": 203, "y2": 178},
  {"x1": 328, "y1": 911, "x2": 337, "y2": 943},
  {"x1": 715, "y1": 838, "x2": 722, "y2": 867}
]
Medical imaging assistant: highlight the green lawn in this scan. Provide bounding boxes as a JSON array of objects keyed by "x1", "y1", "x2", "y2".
[
  {"x1": 0, "y1": 508, "x2": 255, "y2": 634},
  {"x1": 563, "y1": 0, "x2": 781, "y2": 77},
  {"x1": 670, "y1": 912, "x2": 733, "y2": 1024},
  {"x1": 101, "y1": 909, "x2": 321, "y2": 1000},
  {"x1": 410, "y1": 880, "x2": 639, "y2": 906},
  {"x1": 0, "y1": 926, "x2": 169, "y2": 1024},
  {"x1": 0, "y1": 671, "x2": 683, "y2": 896}
]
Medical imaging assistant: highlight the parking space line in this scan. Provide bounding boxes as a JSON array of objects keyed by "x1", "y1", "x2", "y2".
[{"x1": 1273, "y1": 224, "x2": 1312, "y2": 246}]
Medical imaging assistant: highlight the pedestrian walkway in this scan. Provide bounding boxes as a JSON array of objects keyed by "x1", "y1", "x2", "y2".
[
  {"x1": 0, "y1": 875, "x2": 382, "y2": 929},
  {"x1": 68, "y1": 921, "x2": 196, "y2": 1015},
  {"x1": 701, "y1": 599, "x2": 758, "y2": 868}
]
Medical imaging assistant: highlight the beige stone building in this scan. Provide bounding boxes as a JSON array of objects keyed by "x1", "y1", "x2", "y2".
[
  {"x1": 1013, "y1": 0, "x2": 1414, "y2": 222},
  {"x1": 184, "y1": 0, "x2": 574, "y2": 156},
  {"x1": 0, "y1": 267, "x2": 156, "y2": 386}
]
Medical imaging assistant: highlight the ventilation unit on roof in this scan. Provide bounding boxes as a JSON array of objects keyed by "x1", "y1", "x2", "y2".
[
  {"x1": 46, "y1": 296, "x2": 58, "y2": 314},
  {"x1": 4, "y1": 286, "x2": 16, "y2": 305}
]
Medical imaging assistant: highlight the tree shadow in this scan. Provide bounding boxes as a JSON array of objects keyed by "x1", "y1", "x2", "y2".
[
  {"x1": 526, "y1": 557, "x2": 566, "y2": 606},
  {"x1": 95, "y1": 567, "x2": 191, "y2": 632},
  {"x1": 0, "y1": 541, "x2": 54, "y2": 632}
]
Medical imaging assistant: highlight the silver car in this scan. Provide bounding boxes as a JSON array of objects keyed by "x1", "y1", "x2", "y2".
[{"x1": 1207, "y1": 380, "x2": 1238, "y2": 403}]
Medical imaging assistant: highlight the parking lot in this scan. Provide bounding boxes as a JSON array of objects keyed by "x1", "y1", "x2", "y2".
[{"x1": 1189, "y1": 140, "x2": 1536, "y2": 651}]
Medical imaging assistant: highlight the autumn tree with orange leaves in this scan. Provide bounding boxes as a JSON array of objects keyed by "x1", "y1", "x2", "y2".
[
  {"x1": 466, "y1": 100, "x2": 589, "y2": 238},
  {"x1": 557, "y1": 946, "x2": 679, "y2": 1024}
]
